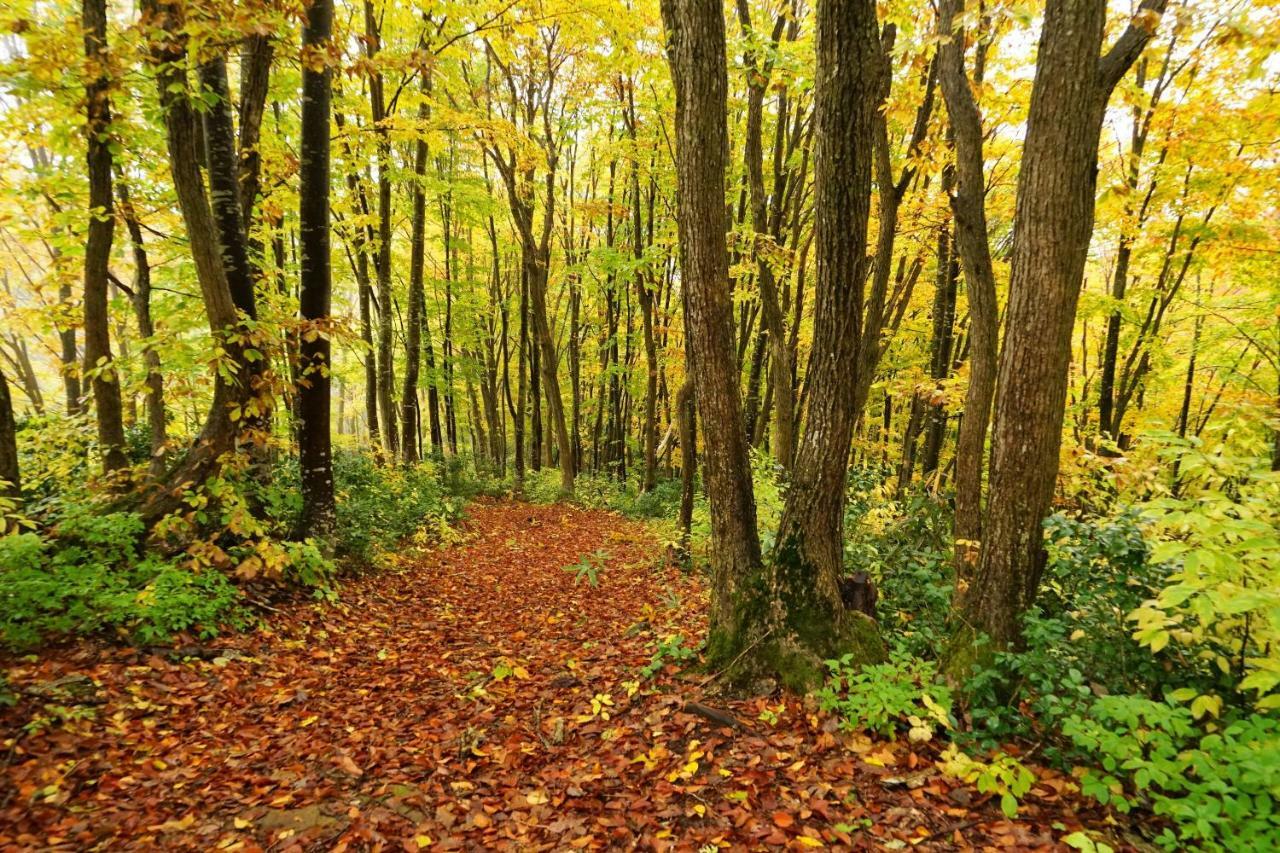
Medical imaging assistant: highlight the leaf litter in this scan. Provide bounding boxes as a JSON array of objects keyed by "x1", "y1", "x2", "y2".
[{"x1": 3, "y1": 499, "x2": 1118, "y2": 850}]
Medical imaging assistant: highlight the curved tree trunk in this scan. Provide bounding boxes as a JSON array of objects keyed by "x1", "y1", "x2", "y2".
[
  {"x1": 937, "y1": 0, "x2": 1000, "y2": 587},
  {"x1": 137, "y1": 0, "x2": 255, "y2": 526}
]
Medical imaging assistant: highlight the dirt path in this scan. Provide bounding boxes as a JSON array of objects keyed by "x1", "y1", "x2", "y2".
[{"x1": 3, "y1": 500, "x2": 1099, "y2": 850}]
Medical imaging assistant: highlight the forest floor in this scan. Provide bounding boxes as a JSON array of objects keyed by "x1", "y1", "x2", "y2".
[{"x1": 2, "y1": 499, "x2": 1121, "y2": 851}]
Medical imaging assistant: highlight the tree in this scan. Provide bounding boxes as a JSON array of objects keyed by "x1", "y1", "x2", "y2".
[
  {"x1": 936, "y1": 0, "x2": 1000, "y2": 581},
  {"x1": 0, "y1": 367, "x2": 19, "y2": 529},
  {"x1": 137, "y1": 0, "x2": 259, "y2": 524},
  {"x1": 297, "y1": 0, "x2": 337, "y2": 534},
  {"x1": 81, "y1": 0, "x2": 128, "y2": 475},
  {"x1": 957, "y1": 0, "x2": 1168, "y2": 655},
  {"x1": 659, "y1": 0, "x2": 763, "y2": 649}
]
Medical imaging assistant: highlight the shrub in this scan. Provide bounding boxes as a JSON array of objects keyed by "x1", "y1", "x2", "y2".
[
  {"x1": 1064, "y1": 695, "x2": 1280, "y2": 850},
  {"x1": 331, "y1": 450, "x2": 460, "y2": 560},
  {"x1": 816, "y1": 650, "x2": 953, "y2": 739},
  {"x1": 0, "y1": 526, "x2": 250, "y2": 650}
]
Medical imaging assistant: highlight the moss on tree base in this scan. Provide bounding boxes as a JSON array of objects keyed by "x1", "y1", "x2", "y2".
[{"x1": 705, "y1": 536, "x2": 887, "y2": 693}]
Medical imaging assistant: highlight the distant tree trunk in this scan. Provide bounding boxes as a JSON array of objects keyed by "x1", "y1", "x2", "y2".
[
  {"x1": 441, "y1": 190, "x2": 459, "y2": 455},
  {"x1": 528, "y1": 298, "x2": 541, "y2": 471},
  {"x1": 735, "y1": 0, "x2": 795, "y2": 469},
  {"x1": 334, "y1": 109, "x2": 381, "y2": 452},
  {"x1": 937, "y1": 0, "x2": 1000, "y2": 582},
  {"x1": 116, "y1": 180, "x2": 167, "y2": 475},
  {"x1": 297, "y1": 0, "x2": 335, "y2": 535},
  {"x1": 630, "y1": 137, "x2": 659, "y2": 492},
  {"x1": 676, "y1": 375, "x2": 696, "y2": 554},
  {"x1": 514, "y1": 266, "x2": 528, "y2": 486},
  {"x1": 81, "y1": 0, "x2": 128, "y2": 474},
  {"x1": 402, "y1": 92, "x2": 431, "y2": 464},
  {"x1": 921, "y1": 219, "x2": 957, "y2": 479},
  {"x1": 0, "y1": 367, "x2": 19, "y2": 528},
  {"x1": 660, "y1": 0, "x2": 763, "y2": 664},
  {"x1": 365, "y1": 0, "x2": 397, "y2": 456},
  {"x1": 960, "y1": 0, "x2": 1167, "y2": 654},
  {"x1": 58, "y1": 281, "x2": 82, "y2": 417}
]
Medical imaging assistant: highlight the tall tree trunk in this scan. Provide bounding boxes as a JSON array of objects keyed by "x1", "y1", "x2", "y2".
[
  {"x1": 921, "y1": 219, "x2": 957, "y2": 479},
  {"x1": 514, "y1": 266, "x2": 528, "y2": 486},
  {"x1": 297, "y1": 0, "x2": 335, "y2": 535},
  {"x1": 735, "y1": 0, "x2": 795, "y2": 469},
  {"x1": 937, "y1": 0, "x2": 1000, "y2": 582},
  {"x1": 58, "y1": 282, "x2": 82, "y2": 417},
  {"x1": 402, "y1": 93, "x2": 431, "y2": 464},
  {"x1": 81, "y1": 0, "x2": 128, "y2": 474},
  {"x1": 116, "y1": 179, "x2": 167, "y2": 474},
  {"x1": 365, "y1": 0, "x2": 397, "y2": 456},
  {"x1": 0, "y1": 367, "x2": 19, "y2": 529},
  {"x1": 959, "y1": 0, "x2": 1166, "y2": 655},
  {"x1": 660, "y1": 0, "x2": 763, "y2": 666},
  {"x1": 716, "y1": 0, "x2": 887, "y2": 688},
  {"x1": 138, "y1": 0, "x2": 257, "y2": 525}
]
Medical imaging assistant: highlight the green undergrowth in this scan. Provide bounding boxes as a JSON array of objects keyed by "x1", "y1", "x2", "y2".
[{"x1": 1, "y1": 418, "x2": 466, "y2": 652}]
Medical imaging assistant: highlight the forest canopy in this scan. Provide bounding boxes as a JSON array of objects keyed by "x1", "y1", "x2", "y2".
[{"x1": 1, "y1": 0, "x2": 1278, "y2": 848}]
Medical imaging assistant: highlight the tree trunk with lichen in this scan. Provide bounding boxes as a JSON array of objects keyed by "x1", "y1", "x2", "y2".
[
  {"x1": 696, "y1": 0, "x2": 888, "y2": 690},
  {"x1": 660, "y1": 0, "x2": 763, "y2": 658}
]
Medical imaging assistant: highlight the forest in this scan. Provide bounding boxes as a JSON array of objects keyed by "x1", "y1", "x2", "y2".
[{"x1": 0, "y1": 0, "x2": 1278, "y2": 848}]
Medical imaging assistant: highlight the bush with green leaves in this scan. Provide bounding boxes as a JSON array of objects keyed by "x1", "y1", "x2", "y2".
[
  {"x1": 0, "y1": 519, "x2": 250, "y2": 650},
  {"x1": 330, "y1": 450, "x2": 460, "y2": 560},
  {"x1": 815, "y1": 650, "x2": 953, "y2": 739},
  {"x1": 845, "y1": 483, "x2": 954, "y2": 658},
  {"x1": 1063, "y1": 695, "x2": 1280, "y2": 850},
  {"x1": 1128, "y1": 437, "x2": 1280, "y2": 710}
]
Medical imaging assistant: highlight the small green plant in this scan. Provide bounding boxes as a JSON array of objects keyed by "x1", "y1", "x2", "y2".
[
  {"x1": 815, "y1": 650, "x2": 952, "y2": 738},
  {"x1": 562, "y1": 549, "x2": 609, "y2": 587},
  {"x1": 641, "y1": 633, "x2": 697, "y2": 678},
  {"x1": 1063, "y1": 695, "x2": 1280, "y2": 850},
  {"x1": 938, "y1": 745, "x2": 1036, "y2": 818}
]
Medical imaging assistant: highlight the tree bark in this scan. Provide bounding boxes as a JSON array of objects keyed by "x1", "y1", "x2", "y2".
[
  {"x1": 296, "y1": 0, "x2": 335, "y2": 536},
  {"x1": 958, "y1": 0, "x2": 1166, "y2": 656},
  {"x1": 365, "y1": 0, "x2": 398, "y2": 456},
  {"x1": 660, "y1": 0, "x2": 763, "y2": 650},
  {"x1": 137, "y1": 0, "x2": 257, "y2": 525},
  {"x1": 402, "y1": 88, "x2": 431, "y2": 464},
  {"x1": 81, "y1": 0, "x2": 128, "y2": 474},
  {"x1": 0, "y1": 367, "x2": 19, "y2": 529},
  {"x1": 721, "y1": 0, "x2": 887, "y2": 688},
  {"x1": 116, "y1": 179, "x2": 167, "y2": 475},
  {"x1": 937, "y1": 0, "x2": 1000, "y2": 583}
]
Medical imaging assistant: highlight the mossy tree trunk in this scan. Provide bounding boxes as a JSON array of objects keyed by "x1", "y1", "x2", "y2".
[{"x1": 697, "y1": 0, "x2": 889, "y2": 690}]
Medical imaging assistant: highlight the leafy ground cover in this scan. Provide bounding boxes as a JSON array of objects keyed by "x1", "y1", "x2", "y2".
[{"x1": 4, "y1": 500, "x2": 1126, "y2": 850}]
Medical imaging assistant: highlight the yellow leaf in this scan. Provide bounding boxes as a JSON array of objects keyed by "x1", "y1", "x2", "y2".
[
  {"x1": 234, "y1": 818, "x2": 251, "y2": 830},
  {"x1": 415, "y1": 834, "x2": 433, "y2": 847}
]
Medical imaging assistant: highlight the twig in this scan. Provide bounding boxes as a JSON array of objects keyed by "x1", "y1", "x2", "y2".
[
  {"x1": 696, "y1": 626, "x2": 774, "y2": 689},
  {"x1": 918, "y1": 818, "x2": 981, "y2": 844}
]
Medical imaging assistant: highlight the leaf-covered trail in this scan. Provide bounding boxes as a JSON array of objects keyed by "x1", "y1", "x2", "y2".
[{"x1": 4, "y1": 500, "x2": 1104, "y2": 850}]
